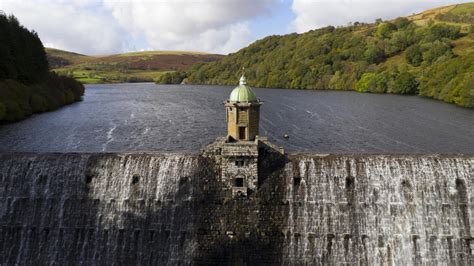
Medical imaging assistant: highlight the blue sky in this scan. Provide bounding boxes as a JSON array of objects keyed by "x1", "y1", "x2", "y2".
[
  {"x1": 0, "y1": 0, "x2": 471, "y2": 55},
  {"x1": 250, "y1": 0, "x2": 296, "y2": 41}
]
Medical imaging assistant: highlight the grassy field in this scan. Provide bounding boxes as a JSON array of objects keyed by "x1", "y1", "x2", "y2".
[
  {"x1": 408, "y1": 3, "x2": 473, "y2": 32},
  {"x1": 46, "y1": 49, "x2": 223, "y2": 84},
  {"x1": 451, "y1": 2, "x2": 474, "y2": 14}
]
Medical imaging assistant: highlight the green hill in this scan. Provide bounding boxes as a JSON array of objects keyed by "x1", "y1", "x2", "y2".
[
  {"x1": 186, "y1": 2, "x2": 474, "y2": 108},
  {"x1": 46, "y1": 48, "x2": 223, "y2": 84}
]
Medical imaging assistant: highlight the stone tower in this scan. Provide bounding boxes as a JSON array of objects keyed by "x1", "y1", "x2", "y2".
[
  {"x1": 225, "y1": 74, "x2": 262, "y2": 142},
  {"x1": 203, "y1": 73, "x2": 283, "y2": 199}
]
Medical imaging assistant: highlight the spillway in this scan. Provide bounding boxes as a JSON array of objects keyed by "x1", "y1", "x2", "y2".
[{"x1": 0, "y1": 153, "x2": 472, "y2": 264}]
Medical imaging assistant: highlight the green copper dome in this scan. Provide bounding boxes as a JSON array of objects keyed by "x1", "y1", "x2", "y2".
[{"x1": 229, "y1": 74, "x2": 258, "y2": 102}]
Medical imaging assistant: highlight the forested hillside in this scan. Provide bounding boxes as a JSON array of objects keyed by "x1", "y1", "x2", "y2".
[
  {"x1": 186, "y1": 3, "x2": 474, "y2": 108},
  {"x1": 0, "y1": 13, "x2": 84, "y2": 122}
]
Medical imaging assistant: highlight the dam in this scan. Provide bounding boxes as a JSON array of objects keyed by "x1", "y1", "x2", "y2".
[
  {"x1": 0, "y1": 153, "x2": 472, "y2": 264},
  {"x1": 0, "y1": 76, "x2": 472, "y2": 264}
]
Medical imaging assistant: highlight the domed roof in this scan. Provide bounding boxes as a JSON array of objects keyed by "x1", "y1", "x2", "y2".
[{"x1": 229, "y1": 74, "x2": 258, "y2": 102}]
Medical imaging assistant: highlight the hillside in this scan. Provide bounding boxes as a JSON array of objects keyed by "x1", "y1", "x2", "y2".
[
  {"x1": 0, "y1": 14, "x2": 84, "y2": 122},
  {"x1": 186, "y1": 2, "x2": 474, "y2": 108},
  {"x1": 47, "y1": 49, "x2": 224, "y2": 84},
  {"x1": 46, "y1": 48, "x2": 93, "y2": 67}
]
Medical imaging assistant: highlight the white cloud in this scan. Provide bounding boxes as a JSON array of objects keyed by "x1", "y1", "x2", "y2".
[
  {"x1": 0, "y1": 0, "x2": 127, "y2": 55},
  {"x1": 0, "y1": 0, "x2": 277, "y2": 54},
  {"x1": 102, "y1": 0, "x2": 277, "y2": 54},
  {"x1": 7, "y1": 0, "x2": 466, "y2": 55},
  {"x1": 291, "y1": 0, "x2": 473, "y2": 33}
]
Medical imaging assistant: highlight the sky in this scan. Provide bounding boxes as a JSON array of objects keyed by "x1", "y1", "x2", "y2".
[{"x1": 0, "y1": 0, "x2": 471, "y2": 55}]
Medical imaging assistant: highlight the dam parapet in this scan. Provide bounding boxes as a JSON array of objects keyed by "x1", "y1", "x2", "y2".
[{"x1": 0, "y1": 152, "x2": 472, "y2": 264}]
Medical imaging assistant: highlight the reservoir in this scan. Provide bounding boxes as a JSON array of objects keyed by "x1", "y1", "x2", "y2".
[
  {"x1": 1, "y1": 82, "x2": 473, "y2": 264},
  {"x1": 0, "y1": 83, "x2": 472, "y2": 153}
]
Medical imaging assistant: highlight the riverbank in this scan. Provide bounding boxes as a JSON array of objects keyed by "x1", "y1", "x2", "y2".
[{"x1": 0, "y1": 75, "x2": 84, "y2": 122}]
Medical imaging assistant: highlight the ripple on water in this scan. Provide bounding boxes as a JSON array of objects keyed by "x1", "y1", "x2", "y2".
[{"x1": 0, "y1": 83, "x2": 472, "y2": 153}]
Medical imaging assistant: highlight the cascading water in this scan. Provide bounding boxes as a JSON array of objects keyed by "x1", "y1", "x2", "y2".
[
  {"x1": 0, "y1": 153, "x2": 202, "y2": 265},
  {"x1": 0, "y1": 153, "x2": 472, "y2": 264},
  {"x1": 283, "y1": 155, "x2": 473, "y2": 265}
]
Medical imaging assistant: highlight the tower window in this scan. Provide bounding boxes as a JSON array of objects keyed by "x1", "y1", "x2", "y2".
[
  {"x1": 235, "y1": 177, "x2": 244, "y2": 187},
  {"x1": 239, "y1": 127, "x2": 246, "y2": 139},
  {"x1": 235, "y1": 159, "x2": 245, "y2": 167}
]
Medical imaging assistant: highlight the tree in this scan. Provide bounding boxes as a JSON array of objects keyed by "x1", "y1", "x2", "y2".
[
  {"x1": 393, "y1": 17, "x2": 411, "y2": 29},
  {"x1": 364, "y1": 44, "x2": 386, "y2": 64},
  {"x1": 374, "y1": 71, "x2": 391, "y2": 93},
  {"x1": 391, "y1": 70, "x2": 418, "y2": 94},
  {"x1": 184, "y1": 7, "x2": 468, "y2": 108},
  {"x1": 429, "y1": 23, "x2": 461, "y2": 39},
  {"x1": 386, "y1": 30, "x2": 413, "y2": 55},
  {"x1": 356, "y1": 73, "x2": 376, "y2": 92},
  {"x1": 422, "y1": 40, "x2": 452, "y2": 65},
  {"x1": 0, "y1": 13, "x2": 84, "y2": 122},
  {"x1": 329, "y1": 71, "x2": 345, "y2": 90},
  {"x1": 405, "y1": 44, "x2": 423, "y2": 66},
  {"x1": 375, "y1": 22, "x2": 396, "y2": 39}
]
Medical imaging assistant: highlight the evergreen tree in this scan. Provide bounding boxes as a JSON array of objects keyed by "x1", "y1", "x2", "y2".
[{"x1": 0, "y1": 13, "x2": 84, "y2": 122}]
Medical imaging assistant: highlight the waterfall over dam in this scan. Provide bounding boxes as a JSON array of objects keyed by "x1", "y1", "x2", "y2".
[{"x1": 0, "y1": 152, "x2": 472, "y2": 265}]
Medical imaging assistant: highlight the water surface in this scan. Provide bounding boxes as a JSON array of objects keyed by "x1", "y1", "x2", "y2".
[{"x1": 0, "y1": 83, "x2": 472, "y2": 153}]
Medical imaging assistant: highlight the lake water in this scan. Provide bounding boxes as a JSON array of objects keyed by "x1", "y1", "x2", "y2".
[{"x1": 0, "y1": 83, "x2": 473, "y2": 153}]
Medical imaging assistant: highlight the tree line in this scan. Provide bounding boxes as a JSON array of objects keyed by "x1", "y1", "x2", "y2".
[
  {"x1": 181, "y1": 17, "x2": 472, "y2": 108},
  {"x1": 0, "y1": 13, "x2": 84, "y2": 122}
]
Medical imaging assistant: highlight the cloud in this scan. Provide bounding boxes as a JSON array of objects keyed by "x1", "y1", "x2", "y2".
[
  {"x1": 0, "y1": 0, "x2": 127, "y2": 55},
  {"x1": 102, "y1": 0, "x2": 278, "y2": 54},
  {"x1": 291, "y1": 0, "x2": 473, "y2": 33}
]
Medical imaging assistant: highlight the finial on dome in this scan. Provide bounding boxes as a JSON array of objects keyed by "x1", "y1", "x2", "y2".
[{"x1": 239, "y1": 67, "x2": 246, "y2": 85}]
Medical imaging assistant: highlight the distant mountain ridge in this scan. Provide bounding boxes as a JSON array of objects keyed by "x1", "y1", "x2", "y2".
[
  {"x1": 46, "y1": 48, "x2": 223, "y2": 84},
  {"x1": 186, "y1": 2, "x2": 474, "y2": 108}
]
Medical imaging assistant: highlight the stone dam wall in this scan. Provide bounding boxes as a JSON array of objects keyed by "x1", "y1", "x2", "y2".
[{"x1": 0, "y1": 153, "x2": 472, "y2": 265}]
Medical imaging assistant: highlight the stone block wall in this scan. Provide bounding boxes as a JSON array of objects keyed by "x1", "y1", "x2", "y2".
[{"x1": 0, "y1": 153, "x2": 472, "y2": 264}]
